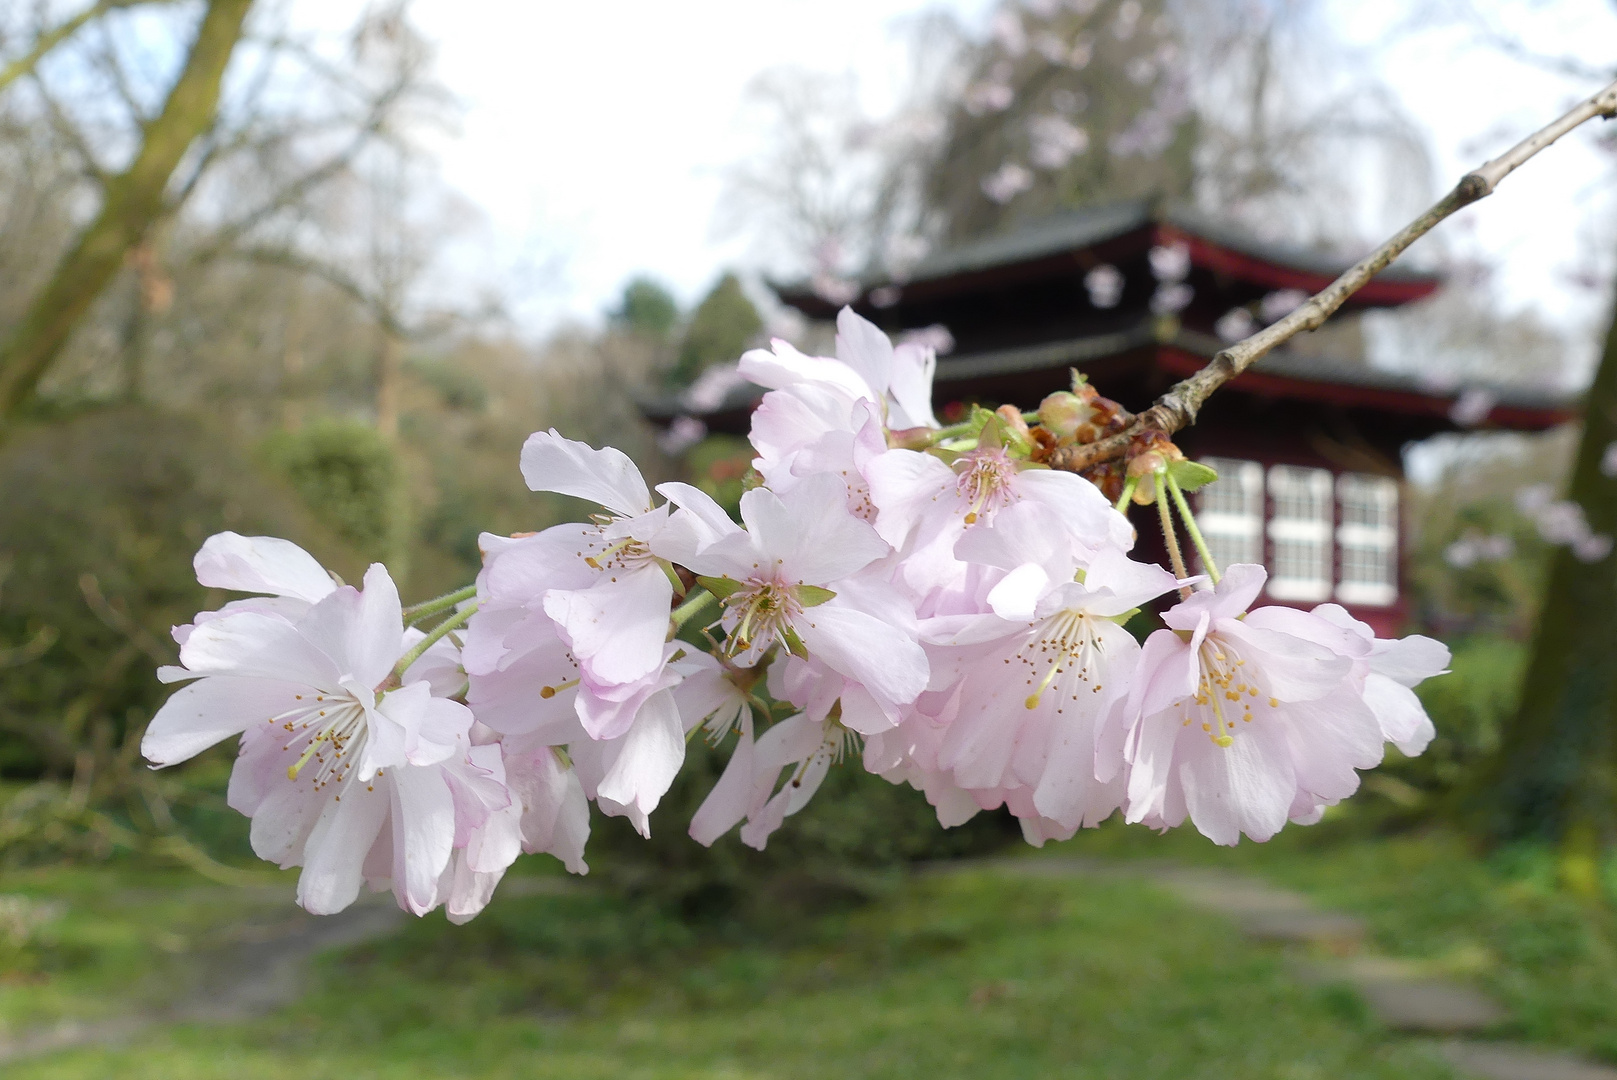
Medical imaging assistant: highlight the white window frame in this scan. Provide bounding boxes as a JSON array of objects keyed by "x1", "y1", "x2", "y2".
[
  {"x1": 1195, "y1": 457, "x2": 1265, "y2": 573},
  {"x1": 1335, "y1": 473, "x2": 1399, "y2": 607},
  {"x1": 1266, "y1": 465, "x2": 1334, "y2": 602}
]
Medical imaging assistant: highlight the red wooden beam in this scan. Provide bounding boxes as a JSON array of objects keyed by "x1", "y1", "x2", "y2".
[
  {"x1": 1154, "y1": 224, "x2": 1440, "y2": 306},
  {"x1": 1156, "y1": 347, "x2": 1575, "y2": 431}
]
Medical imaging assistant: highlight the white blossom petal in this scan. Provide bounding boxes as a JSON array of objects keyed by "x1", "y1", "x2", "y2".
[
  {"x1": 520, "y1": 429, "x2": 651, "y2": 517},
  {"x1": 194, "y1": 532, "x2": 336, "y2": 603}
]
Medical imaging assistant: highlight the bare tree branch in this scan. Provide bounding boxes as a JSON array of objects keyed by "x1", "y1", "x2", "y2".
[
  {"x1": 0, "y1": 0, "x2": 153, "y2": 96},
  {"x1": 1048, "y1": 76, "x2": 1617, "y2": 475},
  {"x1": 27, "y1": 67, "x2": 112, "y2": 183},
  {"x1": 0, "y1": 0, "x2": 253, "y2": 421}
]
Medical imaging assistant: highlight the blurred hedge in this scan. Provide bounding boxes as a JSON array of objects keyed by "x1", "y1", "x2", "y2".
[
  {"x1": 589, "y1": 735, "x2": 1019, "y2": 922},
  {"x1": 0, "y1": 404, "x2": 361, "y2": 780}
]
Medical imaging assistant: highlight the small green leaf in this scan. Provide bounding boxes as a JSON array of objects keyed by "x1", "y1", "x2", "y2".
[
  {"x1": 797, "y1": 585, "x2": 837, "y2": 607},
  {"x1": 1168, "y1": 459, "x2": 1220, "y2": 492},
  {"x1": 695, "y1": 576, "x2": 746, "y2": 600},
  {"x1": 782, "y1": 626, "x2": 811, "y2": 660},
  {"x1": 1107, "y1": 607, "x2": 1141, "y2": 627}
]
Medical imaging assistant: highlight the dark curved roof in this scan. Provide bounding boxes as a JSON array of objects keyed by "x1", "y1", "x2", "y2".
[
  {"x1": 638, "y1": 317, "x2": 1576, "y2": 436},
  {"x1": 776, "y1": 200, "x2": 1442, "y2": 320}
]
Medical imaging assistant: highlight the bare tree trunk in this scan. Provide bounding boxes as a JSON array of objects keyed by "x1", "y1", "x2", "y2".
[
  {"x1": 280, "y1": 282, "x2": 305, "y2": 430},
  {"x1": 0, "y1": 0, "x2": 253, "y2": 420},
  {"x1": 375, "y1": 327, "x2": 402, "y2": 439},
  {"x1": 1484, "y1": 277, "x2": 1617, "y2": 866}
]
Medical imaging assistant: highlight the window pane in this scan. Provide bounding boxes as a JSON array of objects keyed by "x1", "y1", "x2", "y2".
[
  {"x1": 1267, "y1": 465, "x2": 1333, "y2": 602},
  {"x1": 1195, "y1": 457, "x2": 1264, "y2": 573},
  {"x1": 1336, "y1": 473, "x2": 1399, "y2": 607}
]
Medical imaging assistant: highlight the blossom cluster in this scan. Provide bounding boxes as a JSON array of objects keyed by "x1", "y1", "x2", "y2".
[{"x1": 143, "y1": 308, "x2": 1449, "y2": 921}]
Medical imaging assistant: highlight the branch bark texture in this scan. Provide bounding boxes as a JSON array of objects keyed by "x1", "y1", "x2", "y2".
[
  {"x1": 1048, "y1": 76, "x2": 1617, "y2": 474},
  {"x1": 0, "y1": 0, "x2": 253, "y2": 420}
]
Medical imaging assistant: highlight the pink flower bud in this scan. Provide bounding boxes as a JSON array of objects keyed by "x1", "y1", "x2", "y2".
[{"x1": 1037, "y1": 391, "x2": 1095, "y2": 438}]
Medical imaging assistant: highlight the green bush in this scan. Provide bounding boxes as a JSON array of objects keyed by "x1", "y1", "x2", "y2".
[
  {"x1": 0, "y1": 405, "x2": 360, "y2": 782},
  {"x1": 589, "y1": 734, "x2": 1018, "y2": 922},
  {"x1": 1357, "y1": 636, "x2": 1527, "y2": 825},
  {"x1": 261, "y1": 418, "x2": 402, "y2": 564}
]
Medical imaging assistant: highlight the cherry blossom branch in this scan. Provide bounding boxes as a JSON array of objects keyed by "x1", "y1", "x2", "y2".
[
  {"x1": 1155, "y1": 478, "x2": 1193, "y2": 601},
  {"x1": 1047, "y1": 76, "x2": 1617, "y2": 475},
  {"x1": 391, "y1": 601, "x2": 478, "y2": 685},
  {"x1": 402, "y1": 584, "x2": 478, "y2": 626},
  {"x1": 1167, "y1": 474, "x2": 1220, "y2": 585},
  {"x1": 670, "y1": 588, "x2": 719, "y2": 633}
]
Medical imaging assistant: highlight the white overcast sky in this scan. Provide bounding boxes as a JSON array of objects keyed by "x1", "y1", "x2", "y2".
[{"x1": 291, "y1": 0, "x2": 1617, "y2": 339}]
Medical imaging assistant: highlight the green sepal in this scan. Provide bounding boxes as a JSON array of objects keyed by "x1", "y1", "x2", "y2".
[
  {"x1": 1168, "y1": 459, "x2": 1219, "y2": 492},
  {"x1": 1107, "y1": 607, "x2": 1141, "y2": 626},
  {"x1": 978, "y1": 411, "x2": 1009, "y2": 449},
  {"x1": 661, "y1": 561, "x2": 687, "y2": 597},
  {"x1": 696, "y1": 576, "x2": 745, "y2": 600},
  {"x1": 797, "y1": 585, "x2": 836, "y2": 607},
  {"x1": 782, "y1": 625, "x2": 811, "y2": 660},
  {"x1": 965, "y1": 403, "x2": 996, "y2": 438},
  {"x1": 978, "y1": 412, "x2": 1034, "y2": 458}
]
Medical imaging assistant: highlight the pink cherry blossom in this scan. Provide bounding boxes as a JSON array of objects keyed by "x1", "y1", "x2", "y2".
[
  {"x1": 164, "y1": 533, "x2": 339, "y2": 659},
  {"x1": 499, "y1": 731, "x2": 590, "y2": 873},
  {"x1": 746, "y1": 380, "x2": 887, "y2": 520},
  {"x1": 430, "y1": 740, "x2": 524, "y2": 923},
  {"x1": 670, "y1": 474, "x2": 929, "y2": 718},
  {"x1": 520, "y1": 430, "x2": 676, "y2": 689},
  {"x1": 464, "y1": 528, "x2": 688, "y2": 839},
  {"x1": 145, "y1": 559, "x2": 498, "y2": 916},
  {"x1": 1118, "y1": 565, "x2": 1382, "y2": 846},
  {"x1": 739, "y1": 307, "x2": 938, "y2": 432},
  {"x1": 924, "y1": 515, "x2": 1181, "y2": 829},
  {"x1": 1303, "y1": 604, "x2": 1450, "y2": 756},
  {"x1": 866, "y1": 444, "x2": 1133, "y2": 596}
]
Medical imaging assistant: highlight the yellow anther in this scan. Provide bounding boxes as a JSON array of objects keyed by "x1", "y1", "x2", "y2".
[{"x1": 540, "y1": 677, "x2": 580, "y2": 700}]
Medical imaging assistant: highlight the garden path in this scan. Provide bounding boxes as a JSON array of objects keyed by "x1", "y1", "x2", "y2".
[{"x1": 979, "y1": 856, "x2": 1617, "y2": 1080}]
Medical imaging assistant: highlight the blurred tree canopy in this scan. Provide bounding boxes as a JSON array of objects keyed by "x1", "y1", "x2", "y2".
[
  {"x1": 670, "y1": 272, "x2": 762, "y2": 386},
  {"x1": 611, "y1": 276, "x2": 680, "y2": 342},
  {"x1": 722, "y1": 0, "x2": 1431, "y2": 284}
]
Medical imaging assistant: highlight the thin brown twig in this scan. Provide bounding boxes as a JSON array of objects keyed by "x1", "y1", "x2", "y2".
[
  {"x1": 1048, "y1": 76, "x2": 1617, "y2": 475},
  {"x1": 78, "y1": 572, "x2": 174, "y2": 667}
]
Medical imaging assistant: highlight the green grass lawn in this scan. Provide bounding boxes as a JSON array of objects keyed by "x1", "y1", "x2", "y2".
[
  {"x1": 7, "y1": 862, "x2": 1455, "y2": 1080},
  {"x1": 0, "y1": 865, "x2": 296, "y2": 1031},
  {"x1": 1064, "y1": 822, "x2": 1617, "y2": 1063},
  {"x1": 7, "y1": 820, "x2": 1616, "y2": 1080}
]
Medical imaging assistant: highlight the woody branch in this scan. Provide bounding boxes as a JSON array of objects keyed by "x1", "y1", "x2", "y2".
[{"x1": 1047, "y1": 76, "x2": 1617, "y2": 475}]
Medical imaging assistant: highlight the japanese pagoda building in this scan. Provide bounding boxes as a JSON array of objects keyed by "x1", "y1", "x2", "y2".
[{"x1": 642, "y1": 200, "x2": 1576, "y2": 634}]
